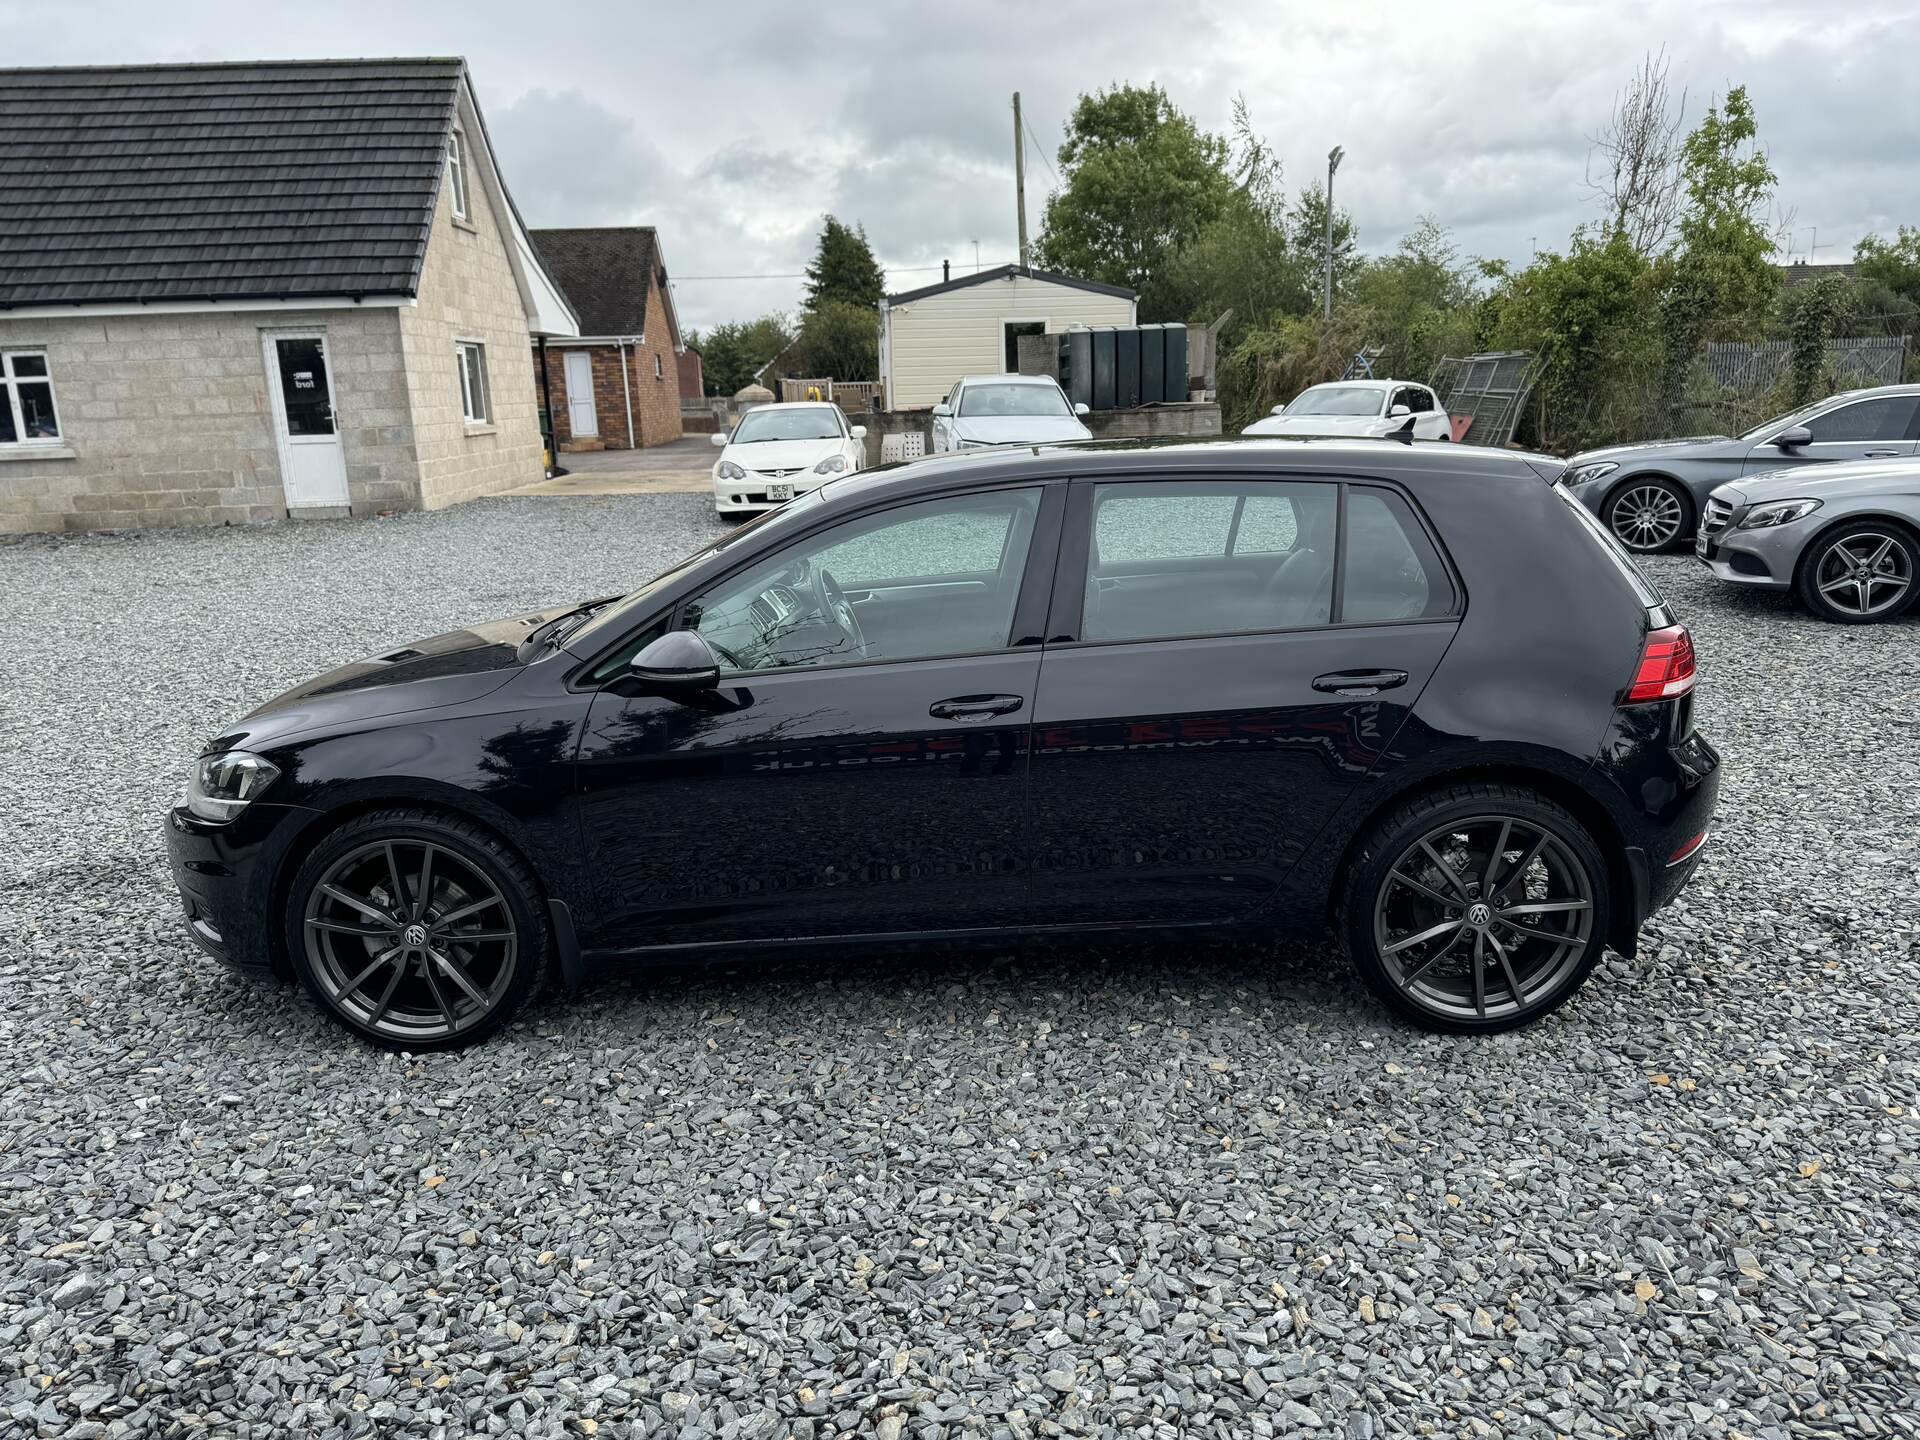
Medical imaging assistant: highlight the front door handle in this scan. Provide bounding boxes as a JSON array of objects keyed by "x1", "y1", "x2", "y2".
[
  {"x1": 929, "y1": 693, "x2": 1024, "y2": 723},
  {"x1": 1312, "y1": 669, "x2": 1409, "y2": 697},
  {"x1": 1864, "y1": 449, "x2": 1903, "y2": 458}
]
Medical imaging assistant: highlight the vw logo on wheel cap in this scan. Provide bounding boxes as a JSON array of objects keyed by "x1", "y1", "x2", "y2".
[
  {"x1": 1466, "y1": 902, "x2": 1492, "y2": 928},
  {"x1": 402, "y1": 922, "x2": 429, "y2": 947}
]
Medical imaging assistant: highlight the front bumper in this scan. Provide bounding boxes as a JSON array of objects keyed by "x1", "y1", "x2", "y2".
[
  {"x1": 712, "y1": 474, "x2": 823, "y2": 513},
  {"x1": 164, "y1": 801, "x2": 317, "y2": 978},
  {"x1": 1694, "y1": 508, "x2": 1801, "y2": 590}
]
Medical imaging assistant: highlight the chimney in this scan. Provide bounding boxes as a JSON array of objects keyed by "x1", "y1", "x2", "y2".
[{"x1": 942, "y1": 259, "x2": 950, "y2": 283}]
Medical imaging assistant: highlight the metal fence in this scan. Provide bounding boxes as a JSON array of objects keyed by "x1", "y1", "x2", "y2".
[
  {"x1": 1703, "y1": 336, "x2": 1908, "y2": 393},
  {"x1": 1429, "y1": 351, "x2": 1544, "y2": 448},
  {"x1": 778, "y1": 378, "x2": 884, "y2": 410}
]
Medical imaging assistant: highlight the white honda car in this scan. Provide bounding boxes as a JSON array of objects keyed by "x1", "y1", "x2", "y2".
[
  {"x1": 1243, "y1": 379, "x2": 1453, "y2": 441},
  {"x1": 711, "y1": 402, "x2": 866, "y2": 516},
  {"x1": 930, "y1": 374, "x2": 1093, "y2": 453}
]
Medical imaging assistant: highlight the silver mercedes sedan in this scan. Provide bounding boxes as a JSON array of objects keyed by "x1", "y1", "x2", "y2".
[{"x1": 1697, "y1": 457, "x2": 1920, "y2": 623}]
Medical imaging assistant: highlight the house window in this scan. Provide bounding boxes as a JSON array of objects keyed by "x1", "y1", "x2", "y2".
[
  {"x1": 456, "y1": 341, "x2": 491, "y2": 424},
  {"x1": 654, "y1": 353, "x2": 664, "y2": 381},
  {"x1": 447, "y1": 130, "x2": 471, "y2": 221},
  {"x1": 0, "y1": 351, "x2": 62, "y2": 446}
]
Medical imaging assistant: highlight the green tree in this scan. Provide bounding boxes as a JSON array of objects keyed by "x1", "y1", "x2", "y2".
[
  {"x1": 803, "y1": 216, "x2": 886, "y2": 312},
  {"x1": 793, "y1": 299, "x2": 878, "y2": 382},
  {"x1": 693, "y1": 313, "x2": 796, "y2": 396},
  {"x1": 1346, "y1": 217, "x2": 1478, "y2": 381},
  {"x1": 1033, "y1": 83, "x2": 1236, "y2": 297},
  {"x1": 1853, "y1": 226, "x2": 1920, "y2": 312},
  {"x1": 1782, "y1": 272, "x2": 1858, "y2": 405}
]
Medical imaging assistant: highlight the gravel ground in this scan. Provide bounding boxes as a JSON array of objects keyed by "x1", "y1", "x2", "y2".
[{"x1": 2, "y1": 497, "x2": 1917, "y2": 1439}]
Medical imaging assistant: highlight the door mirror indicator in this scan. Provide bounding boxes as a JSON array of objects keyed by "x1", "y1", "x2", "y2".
[
  {"x1": 630, "y1": 630, "x2": 721, "y2": 692},
  {"x1": 1774, "y1": 425, "x2": 1812, "y2": 448}
]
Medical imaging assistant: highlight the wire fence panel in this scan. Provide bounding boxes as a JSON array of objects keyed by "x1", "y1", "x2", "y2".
[{"x1": 1430, "y1": 351, "x2": 1544, "y2": 448}]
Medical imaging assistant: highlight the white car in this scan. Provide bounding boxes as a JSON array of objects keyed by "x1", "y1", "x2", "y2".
[
  {"x1": 711, "y1": 402, "x2": 866, "y2": 516},
  {"x1": 1243, "y1": 379, "x2": 1452, "y2": 441},
  {"x1": 930, "y1": 374, "x2": 1093, "y2": 453}
]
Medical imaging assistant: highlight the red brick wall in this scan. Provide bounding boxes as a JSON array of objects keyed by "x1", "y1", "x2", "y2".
[
  {"x1": 535, "y1": 273, "x2": 684, "y2": 451},
  {"x1": 677, "y1": 347, "x2": 705, "y2": 399}
]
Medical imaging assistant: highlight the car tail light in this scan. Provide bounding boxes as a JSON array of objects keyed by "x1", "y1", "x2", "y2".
[{"x1": 1623, "y1": 624, "x2": 1696, "y2": 704}]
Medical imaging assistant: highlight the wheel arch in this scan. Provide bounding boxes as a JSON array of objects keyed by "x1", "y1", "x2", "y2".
[
  {"x1": 1794, "y1": 508, "x2": 1920, "y2": 566},
  {"x1": 1602, "y1": 470, "x2": 1696, "y2": 534}
]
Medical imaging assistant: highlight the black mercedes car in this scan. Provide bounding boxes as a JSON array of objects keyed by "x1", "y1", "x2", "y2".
[{"x1": 167, "y1": 437, "x2": 1720, "y2": 1049}]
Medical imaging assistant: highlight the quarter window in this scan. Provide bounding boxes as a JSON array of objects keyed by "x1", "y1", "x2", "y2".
[
  {"x1": 688, "y1": 489, "x2": 1042, "y2": 672},
  {"x1": 457, "y1": 341, "x2": 491, "y2": 424},
  {"x1": 1342, "y1": 488, "x2": 1455, "y2": 622},
  {"x1": 1, "y1": 351, "x2": 62, "y2": 445},
  {"x1": 447, "y1": 130, "x2": 471, "y2": 220},
  {"x1": 1803, "y1": 395, "x2": 1919, "y2": 443}
]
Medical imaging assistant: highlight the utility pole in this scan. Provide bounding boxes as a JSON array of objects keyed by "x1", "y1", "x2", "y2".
[
  {"x1": 1013, "y1": 92, "x2": 1030, "y2": 269},
  {"x1": 1324, "y1": 145, "x2": 1344, "y2": 320}
]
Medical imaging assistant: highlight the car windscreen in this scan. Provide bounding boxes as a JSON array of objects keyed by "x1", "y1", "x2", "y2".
[
  {"x1": 1283, "y1": 386, "x2": 1384, "y2": 417},
  {"x1": 730, "y1": 408, "x2": 843, "y2": 443},
  {"x1": 958, "y1": 383, "x2": 1071, "y2": 418}
]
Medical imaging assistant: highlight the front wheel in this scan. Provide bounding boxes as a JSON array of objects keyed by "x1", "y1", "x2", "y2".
[
  {"x1": 1605, "y1": 478, "x2": 1691, "y2": 552},
  {"x1": 285, "y1": 808, "x2": 551, "y2": 1051},
  {"x1": 1340, "y1": 784, "x2": 1611, "y2": 1033},
  {"x1": 1793, "y1": 520, "x2": 1919, "y2": 623}
]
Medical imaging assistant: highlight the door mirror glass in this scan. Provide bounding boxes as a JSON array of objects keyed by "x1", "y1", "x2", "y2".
[
  {"x1": 932, "y1": 403, "x2": 951, "y2": 417},
  {"x1": 1074, "y1": 402, "x2": 1090, "y2": 416},
  {"x1": 630, "y1": 630, "x2": 720, "y2": 691},
  {"x1": 710, "y1": 431, "x2": 729, "y2": 447},
  {"x1": 850, "y1": 424, "x2": 868, "y2": 438},
  {"x1": 1773, "y1": 425, "x2": 1812, "y2": 447}
]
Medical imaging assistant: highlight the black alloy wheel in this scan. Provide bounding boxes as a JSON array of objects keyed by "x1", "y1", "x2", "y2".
[
  {"x1": 1342, "y1": 784, "x2": 1610, "y2": 1032},
  {"x1": 286, "y1": 809, "x2": 549, "y2": 1049},
  {"x1": 1606, "y1": 479, "x2": 1690, "y2": 553},
  {"x1": 1795, "y1": 521, "x2": 1919, "y2": 624}
]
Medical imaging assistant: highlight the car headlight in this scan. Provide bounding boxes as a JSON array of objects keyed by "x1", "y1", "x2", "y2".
[
  {"x1": 716, "y1": 460, "x2": 746, "y2": 481},
  {"x1": 813, "y1": 454, "x2": 848, "y2": 475},
  {"x1": 1567, "y1": 461, "x2": 1619, "y2": 486},
  {"x1": 1738, "y1": 498, "x2": 1822, "y2": 529},
  {"x1": 186, "y1": 750, "x2": 281, "y2": 822}
]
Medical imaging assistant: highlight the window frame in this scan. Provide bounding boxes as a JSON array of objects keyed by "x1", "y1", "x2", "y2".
[
  {"x1": 1046, "y1": 473, "x2": 1465, "y2": 649},
  {"x1": 456, "y1": 340, "x2": 491, "y2": 425},
  {"x1": 1798, "y1": 393, "x2": 1920, "y2": 445},
  {"x1": 1, "y1": 349, "x2": 64, "y2": 448},
  {"x1": 446, "y1": 129, "x2": 471, "y2": 221}
]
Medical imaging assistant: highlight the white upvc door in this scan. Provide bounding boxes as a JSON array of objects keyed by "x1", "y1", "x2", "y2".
[
  {"x1": 564, "y1": 351, "x2": 598, "y2": 438},
  {"x1": 262, "y1": 331, "x2": 350, "y2": 508}
]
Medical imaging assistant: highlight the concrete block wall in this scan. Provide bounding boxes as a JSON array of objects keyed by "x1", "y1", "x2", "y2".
[{"x1": 0, "y1": 307, "x2": 413, "y2": 535}]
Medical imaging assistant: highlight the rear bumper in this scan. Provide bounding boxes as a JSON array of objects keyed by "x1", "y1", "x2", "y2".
[
  {"x1": 164, "y1": 801, "x2": 316, "y2": 978},
  {"x1": 1596, "y1": 719, "x2": 1721, "y2": 935}
]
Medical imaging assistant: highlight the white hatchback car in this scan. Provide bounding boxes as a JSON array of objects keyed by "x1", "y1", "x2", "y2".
[
  {"x1": 711, "y1": 402, "x2": 866, "y2": 516},
  {"x1": 930, "y1": 374, "x2": 1093, "y2": 453},
  {"x1": 1244, "y1": 379, "x2": 1453, "y2": 441}
]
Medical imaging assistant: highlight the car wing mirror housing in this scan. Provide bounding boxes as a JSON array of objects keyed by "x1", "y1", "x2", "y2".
[
  {"x1": 709, "y1": 431, "x2": 729, "y2": 447},
  {"x1": 630, "y1": 630, "x2": 721, "y2": 692},
  {"x1": 1073, "y1": 401, "x2": 1090, "y2": 416},
  {"x1": 1388, "y1": 403, "x2": 1411, "y2": 417},
  {"x1": 850, "y1": 424, "x2": 868, "y2": 438},
  {"x1": 1774, "y1": 425, "x2": 1812, "y2": 447},
  {"x1": 932, "y1": 403, "x2": 951, "y2": 417}
]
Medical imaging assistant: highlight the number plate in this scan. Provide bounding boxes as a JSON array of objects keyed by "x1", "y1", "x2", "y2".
[
  {"x1": 766, "y1": 482, "x2": 794, "y2": 502},
  {"x1": 1694, "y1": 530, "x2": 1710, "y2": 558}
]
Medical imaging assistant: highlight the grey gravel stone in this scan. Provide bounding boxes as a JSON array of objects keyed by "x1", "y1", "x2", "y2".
[{"x1": 2, "y1": 501, "x2": 1918, "y2": 1438}]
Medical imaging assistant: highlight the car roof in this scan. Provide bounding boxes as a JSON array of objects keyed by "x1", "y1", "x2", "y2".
[
  {"x1": 957, "y1": 374, "x2": 1060, "y2": 386},
  {"x1": 744, "y1": 400, "x2": 843, "y2": 411},
  {"x1": 819, "y1": 434, "x2": 1559, "y2": 507},
  {"x1": 1301, "y1": 379, "x2": 1422, "y2": 392}
]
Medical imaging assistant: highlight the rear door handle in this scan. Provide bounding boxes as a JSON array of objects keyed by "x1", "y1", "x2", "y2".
[
  {"x1": 1312, "y1": 669, "x2": 1409, "y2": 697},
  {"x1": 929, "y1": 693, "x2": 1024, "y2": 722}
]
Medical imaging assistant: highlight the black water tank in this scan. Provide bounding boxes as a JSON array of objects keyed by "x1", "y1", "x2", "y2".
[
  {"x1": 1161, "y1": 323, "x2": 1189, "y2": 401},
  {"x1": 1115, "y1": 327, "x2": 1141, "y2": 408},
  {"x1": 1139, "y1": 324, "x2": 1166, "y2": 404},
  {"x1": 1091, "y1": 327, "x2": 1117, "y2": 410},
  {"x1": 1057, "y1": 329, "x2": 1093, "y2": 410}
]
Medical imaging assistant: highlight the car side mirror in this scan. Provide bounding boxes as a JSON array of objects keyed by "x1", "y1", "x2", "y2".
[
  {"x1": 1073, "y1": 402, "x2": 1090, "y2": 416},
  {"x1": 850, "y1": 424, "x2": 867, "y2": 438},
  {"x1": 1271, "y1": 404, "x2": 1286, "y2": 415},
  {"x1": 1388, "y1": 403, "x2": 1411, "y2": 417},
  {"x1": 709, "y1": 431, "x2": 729, "y2": 447},
  {"x1": 1773, "y1": 425, "x2": 1812, "y2": 448},
  {"x1": 629, "y1": 630, "x2": 720, "y2": 692},
  {"x1": 932, "y1": 403, "x2": 951, "y2": 417}
]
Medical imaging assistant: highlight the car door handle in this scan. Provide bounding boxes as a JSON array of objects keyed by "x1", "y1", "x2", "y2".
[
  {"x1": 1312, "y1": 669, "x2": 1409, "y2": 697},
  {"x1": 929, "y1": 694, "x2": 1024, "y2": 722},
  {"x1": 1864, "y1": 449, "x2": 1903, "y2": 458}
]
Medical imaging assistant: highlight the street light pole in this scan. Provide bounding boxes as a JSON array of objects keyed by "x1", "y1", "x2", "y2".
[{"x1": 1324, "y1": 145, "x2": 1344, "y2": 321}]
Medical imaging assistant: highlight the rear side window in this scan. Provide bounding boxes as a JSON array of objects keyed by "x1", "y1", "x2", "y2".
[{"x1": 1343, "y1": 488, "x2": 1455, "y2": 621}]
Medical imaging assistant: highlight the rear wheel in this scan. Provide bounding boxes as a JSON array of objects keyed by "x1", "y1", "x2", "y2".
[
  {"x1": 1793, "y1": 520, "x2": 1919, "y2": 623},
  {"x1": 1605, "y1": 478, "x2": 1691, "y2": 552},
  {"x1": 1340, "y1": 784, "x2": 1610, "y2": 1033},
  {"x1": 286, "y1": 808, "x2": 550, "y2": 1050}
]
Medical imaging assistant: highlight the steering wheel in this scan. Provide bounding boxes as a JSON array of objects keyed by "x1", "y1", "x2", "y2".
[{"x1": 811, "y1": 564, "x2": 868, "y2": 660}]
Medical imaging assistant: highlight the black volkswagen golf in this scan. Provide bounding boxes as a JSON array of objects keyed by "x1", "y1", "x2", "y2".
[{"x1": 167, "y1": 438, "x2": 1719, "y2": 1049}]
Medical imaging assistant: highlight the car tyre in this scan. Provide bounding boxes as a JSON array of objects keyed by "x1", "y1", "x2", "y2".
[
  {"x1": 1604, "y1": 477, "x2": 1692, "y2": 552},
  {"x1": 1792, "y1": 519, "x2": 1920, "y2": 624},
  {"x1": 1339, "y1": 783, "x2": 1611, "y2": 1034},
  {"x1": 285, "y1": 807, "x2": 551, "y2": 1052}
]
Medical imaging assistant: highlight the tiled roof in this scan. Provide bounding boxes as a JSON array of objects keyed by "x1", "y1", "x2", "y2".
[
  {"x1": 529, "y1": 228, "x2": 660, "y2": 337},
  {"x1": 0, "y1": 58, "x2": 464, "y2": 308}
]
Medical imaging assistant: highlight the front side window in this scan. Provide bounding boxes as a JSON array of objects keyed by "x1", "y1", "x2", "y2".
[
  {"x1": 688, "y1": 489, "x2": 1041, "y2": 672},
  {"x1": 447, "y1": 130, "x2": 471, "y2": 219},
  {"x1": 1393, "y1": 386, "x2": 1434, "y2": 414},
  {"x1": 730, "y1": 407, "x2": 844, "y2": 443},
  {"x1": 1084, "y1": 481, "x2": 1338, "y2": 640},
  {"x1": 1803, "y1": 394, "x2": 1919, "y2": 443},
  {"x1": 457, "y1": 341, "x2": 491, "y2": 424},
  {"x1": 958, "y1": 382, "x2": 1070, "y2": 418},
  {"x1": 1, "y1": 351, "x2": 62, "y2": 445},
  {"x1": 1283, "y1": 385, "x2": 1385, "y2": 417}
]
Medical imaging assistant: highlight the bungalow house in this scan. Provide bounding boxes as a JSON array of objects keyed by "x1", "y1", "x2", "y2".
[
  {"x1": 0, "y1": 57, "x2": 578, "y2": 535},
  {"x1": 529, "y1": 227, "x2": 684, "y2": 451}
]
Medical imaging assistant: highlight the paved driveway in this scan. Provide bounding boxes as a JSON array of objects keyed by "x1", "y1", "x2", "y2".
[
  {"x1": 513, "y1": 433, "x2": 716, "y2": 496},
  {"x1": 1, "y1": 494, "x2": 1915, "y2": 1437}
]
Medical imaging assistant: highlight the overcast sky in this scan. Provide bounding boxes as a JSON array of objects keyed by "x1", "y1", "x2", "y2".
[{"x1": 9, "y1": 0, "x2": 1918, "y2": 333}]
